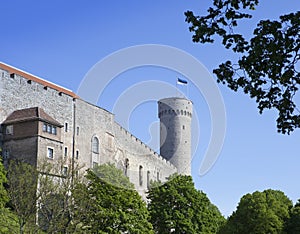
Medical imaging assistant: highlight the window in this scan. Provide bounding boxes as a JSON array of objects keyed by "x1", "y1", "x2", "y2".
[
  {"x1": 157, "y1": 172, "x2": 160, "y2": 182},
  {"x1": 139, "y1": 165, "x2": 143, "y2": 186},
  {"x1": 43, "y1": 123, "x2": 47, "y2": 132},
  {"x1": 124, "y1": 158, "x2": 129, "y2": 176},
  {"x1": 5, "y1": 125, "x2": 13, "y2": 135},
  {"x1": 47, "y1": 125, "x2": 52, "y2": 133},
  {"x1": 93, "y1": 162, "x2": 98, "y2": 168},
  {"x1": 182, "y1": 125, "x2": 185, "y2": 130},
  {"x1": 43, "y1": 123, "x2": 57, "y2": 135},
  {"x1": 147, "y1": 171, "x2": 150, "y2": 189},
  {"x1": 3, "y1": 149, "x2": 9, "y2": 159},
  {"x1": 76, "y1": 127, "x2": 79, "y2": 136},
  {"x1": 76, "y1": 150, "x2": 79, "y2": 159},
  {"x1": 47, "y1": 147, "x2": 54, "y2": 159},
  {"x1": 62, "y1": 166, "x2": 68, "y2": 176},
  {"x1": 64, "y1": 122, "x2": 68, "y2": 132},
  {"x1": 64, "y1": 147, "x2": 68, "y2": 157},
  {"x1": 52, "y1": 126, "x2": 57, "y2": 135},
  {"x1": 92, "y1": 136, "x2": 99, "y2": 153}
]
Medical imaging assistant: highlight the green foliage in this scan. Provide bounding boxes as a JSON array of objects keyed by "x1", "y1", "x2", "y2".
[
  {"x1": 73, "y1": 163, "x2": 153, "y2": 233},
  {"x1": 285, "y1": 200, "x2": 300, "y2": 233},
  {"x1": 0, "y1": 159, "x2": 18, "y2": 233},
  {"x1": 36, "y1": 160, "x2": 84, "y2": 233},
  {"x1": 6, "y1": 160, "x2": 39, "y2": 234},
  {"x1": 185, "y1": 1, "x2": 300, "y2": 134},
  {"x1": 147, "y1": 174, "x2": 225, "y2": 234},
  {"x1": 219, "y1": 189, "x2": 292, "y2": 234},
  {"x1": 0, "y1": 159, "x2": 8, "y2": 209},
  {"x1": 92, "y1": 162, "x2": 134, "y2": 190},
  {"x1": 0, "y1": 208, "x2": 19, "y2": 233}
]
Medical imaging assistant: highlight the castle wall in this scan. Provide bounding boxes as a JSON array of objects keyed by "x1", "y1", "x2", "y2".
[
  {"x1": 74, "y1": 99, "x2": 177, "y2": 197},
  {"x1": 74, "y1": 98, "x2": 116, "y2": 170},
  {"x1": 0, "y1": 65, "x2": 178, "y2": 196},
  {"x1": 0, "y1": 68, "x2": 74, "y2": 163},
  {"x1": 113, "y1": 123, "x2": 177, "y2": 195}
]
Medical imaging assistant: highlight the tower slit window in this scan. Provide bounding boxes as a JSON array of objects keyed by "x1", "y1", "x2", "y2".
[
  {"x1": 147, "y1": 171, "x2": 150, "y2": 189},
  {"x1": 139, "y1": 165, "x2": 143, "y2": 186},
  {"x1": 124, "y1": 158, "x2": 129, "y2": 176}
]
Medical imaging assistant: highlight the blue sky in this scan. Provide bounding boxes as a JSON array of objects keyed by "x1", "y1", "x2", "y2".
[{"x1": 1, "y1": 0, "x2": 300, "y2": 217}]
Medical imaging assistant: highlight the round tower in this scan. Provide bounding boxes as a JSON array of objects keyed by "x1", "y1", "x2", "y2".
[{"x1": 158, "y1": 97, "x2": 193, "y2": 175}]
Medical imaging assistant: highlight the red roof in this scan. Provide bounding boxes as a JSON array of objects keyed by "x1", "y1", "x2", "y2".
[{"x1": 0, "y1": 62, "x2": 78, "y2": 98}]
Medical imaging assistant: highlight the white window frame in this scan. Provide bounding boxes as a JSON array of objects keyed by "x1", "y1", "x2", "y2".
[
  {"x1": 6, "y1": 125, "x2": 13, "y2": 135},
  {"x1": 47, "y1": 147, "x2": 54, "y2": 159},
  {"x1": 62, "y1": 166, "x2": 68, "y2": 176}
]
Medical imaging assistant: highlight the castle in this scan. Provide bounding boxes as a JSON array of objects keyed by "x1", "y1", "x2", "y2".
[{"x1": 0, "y1": 62, "x2": 192, "y2": 195}]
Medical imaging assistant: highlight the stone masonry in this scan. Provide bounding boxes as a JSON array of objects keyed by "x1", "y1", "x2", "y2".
[{"x1": 0, "y1": 62, "x2": 192, "y2": 196}]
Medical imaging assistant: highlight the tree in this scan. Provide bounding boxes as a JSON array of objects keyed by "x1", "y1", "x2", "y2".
[
  {"x1": 6, "y1": 160, "x2": 40, "y2": 234},
  {"x1": 285, "y1": 199, "x2": 300, "y2": 233},
  {"x1": 219, "y1": 189, "x2": 292, "y2": 234},
  {"x1": 72, "y1": 163, "x2": 154, "y2": 233},
  {"x1": 0, "y1": 158, "x2": 8, "y2": 209},
  {"x1": 0, "y1": 158, "x2": 19, "y2": 233},
  {"x1": 36, "y1": 159, "x2": 83, "y2": 233},
  {"x1": 185, "y1": 0, "x2": 300, "y2": 134},
  {"x1": 147, "y1": 174, "x2": 225, "y2": 234}
]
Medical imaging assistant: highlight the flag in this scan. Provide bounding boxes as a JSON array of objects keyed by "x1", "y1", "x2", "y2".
[{"x1": 177, "y1": 78, "x2": 188, "y2": 85}]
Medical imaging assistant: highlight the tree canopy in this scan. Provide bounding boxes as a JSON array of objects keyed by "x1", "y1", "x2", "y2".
[
  {"x1": 185, "y1": 0, "x2": 300, "y2": 134},
  {"x1": 147, "y1": 174, "x2": 225, "y2": 234},
  {"x1": 73, "y1": 163, "x2": 153, "y2": 233},
  {"x1": 285, "y1": 200, "x2": 300, "y2": 233},
  {"x1": 6, "y1": 160, "x2": 40, "y2": 234},
  {"x1": 219, "y1": 189, "x2": 292, "y2": 234}
]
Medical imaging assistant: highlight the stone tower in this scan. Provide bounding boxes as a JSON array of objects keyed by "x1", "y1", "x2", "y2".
[{"x1": 158, "y1": 97, "x2": 193, "y2": 175}]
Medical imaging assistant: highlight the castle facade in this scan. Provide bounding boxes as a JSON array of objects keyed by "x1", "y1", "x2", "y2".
[{"x1": 0, "y1": 62, "x2": 192, "y2": 195}]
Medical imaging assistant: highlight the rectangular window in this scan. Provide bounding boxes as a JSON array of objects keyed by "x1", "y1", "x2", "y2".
[
  {"x1": 47, "y1": 125, "x2": 52, "y2": 133},
  {"x1": 5, "y1": 125, "x2": 13, "y2": 135},
  {"x1": 3, "y1": 149, "x2": 9, "y2": 159},
  {"x1": 52, "y1": 126, "x2": 57, "y2": 135},
  {"x1": 43, "y1": 123, "x2": 47, "y2": 132},
  {"x1": 62, "y1": 166, "x2": 68, "y2": 176},
  {"x1": 139, "y1": 166, "x2": 143, "y2": 186},
  {"x1": 76, "y1": 150, "x2": 79, "y2": 159},
  {"x1": 147, "y1": 171, "x2": 150, "y2": 189},
  {"x1": 64, "y1": 147, "x2": 68, "y2": 157},
  {"x1": 47, "y1": 147, "x2": 54, "y2": 159},
  {"x1": 76, "y1": 127, "x2": 79, "y2": 136},
  {"x1": 65, "y1": 123, "x2": 68, "y2": 132}
]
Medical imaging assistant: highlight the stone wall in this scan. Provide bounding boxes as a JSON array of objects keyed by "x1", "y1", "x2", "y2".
[
  {"x1": 0, "y1": 65, "x2": 179, "y2": 196},
  {"x1": 0, "y1": 68, "x2": 74, "y2": 163}
]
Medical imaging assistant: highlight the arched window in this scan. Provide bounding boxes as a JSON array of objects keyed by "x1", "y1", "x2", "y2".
[{"x1": 92, "y1": 136, "x2": 99, "y2": 153}]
